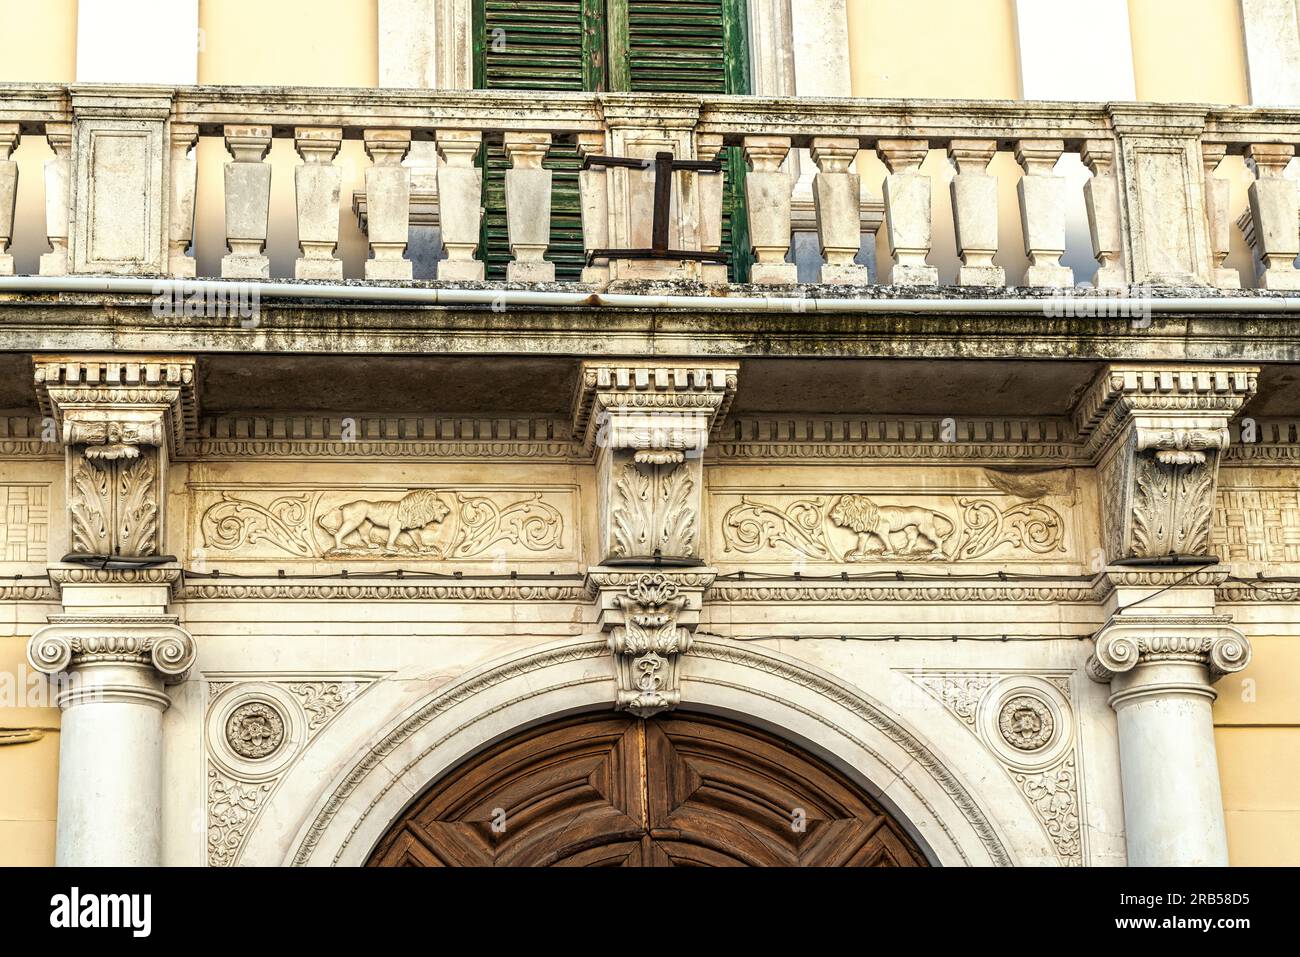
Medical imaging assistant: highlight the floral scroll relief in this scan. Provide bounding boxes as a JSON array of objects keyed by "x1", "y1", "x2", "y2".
[
  {"x1": 199, "y1": 488, "x2": 565, "y2": 560},
  {"x1": 721, "y1": 492, "x2": 1066, "y2": 562}
]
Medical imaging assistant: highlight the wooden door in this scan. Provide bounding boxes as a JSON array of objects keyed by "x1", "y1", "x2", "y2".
[{"x1": 368, "y1": 712, "x2": 929, "y2": 867}]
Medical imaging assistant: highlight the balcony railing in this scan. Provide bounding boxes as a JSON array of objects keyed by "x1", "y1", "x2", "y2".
[{"x1": 0, "y1": 84, "x2": 1298, "y2": 291}]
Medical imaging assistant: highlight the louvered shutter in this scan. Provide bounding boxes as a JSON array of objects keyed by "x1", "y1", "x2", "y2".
[
  {"x1": 473, "y1": 0, "x2": 751, "y2": 282},
  {"x1": 475, "y1": 0, "x2": 599, "y2": 281},
  {"x1": 610, "y1": 0, "x2": 752, "y2": 281}
]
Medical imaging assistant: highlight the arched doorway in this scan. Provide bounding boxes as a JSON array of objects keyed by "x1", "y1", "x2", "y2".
[{"x1": 368, "y1": 711, "x2": 929, "y2": 867}]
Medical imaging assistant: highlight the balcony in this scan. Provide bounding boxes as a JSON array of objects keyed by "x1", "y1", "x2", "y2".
[{"x1": 0, "y1": 83, "x2": 1297, "y2": 299}]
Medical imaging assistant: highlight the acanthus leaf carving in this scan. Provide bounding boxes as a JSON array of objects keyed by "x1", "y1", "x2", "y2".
[
  {"x1": 69, "y1": 457, "x2": 112, "y2": 555},
  {"x1": 116, "y1": 452, "x2": 159, "y2": 557}
]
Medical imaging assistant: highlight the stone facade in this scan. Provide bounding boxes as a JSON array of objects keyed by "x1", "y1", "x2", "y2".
[{"x1": 1, "y1": 45, "x2": 1299, "y2": 867}]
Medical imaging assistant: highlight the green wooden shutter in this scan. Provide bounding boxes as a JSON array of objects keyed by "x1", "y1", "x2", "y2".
[
  {"x1": 474, "y1": 0, "x2": 751, "y2": 282},
  {"x1": 474, "y1": 0, "x2": 603, "y2": 281},
  {"x1": 609, "y1": 0, "x2": 752, "y2": 281}
]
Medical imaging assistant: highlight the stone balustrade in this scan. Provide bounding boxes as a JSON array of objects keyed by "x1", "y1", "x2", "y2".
[{"x1": 0, "y1": 84, "x2": 1298, "y2": 289}]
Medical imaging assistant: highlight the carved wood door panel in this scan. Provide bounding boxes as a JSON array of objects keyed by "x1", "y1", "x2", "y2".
[{"x1": 368, "y1": 712, "x2": 928, "y2": 867}]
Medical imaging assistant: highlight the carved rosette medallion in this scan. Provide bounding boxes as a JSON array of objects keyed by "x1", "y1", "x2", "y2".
[
  {"x1": 998, "y1": 695, "x2": 1054, "y2": 752},
  {"x1": 226, "y1": 702, "x2": 286, "y2": 759},
  {"x1": 905, "y1": 670, "x2": 1083, "y2": 865},
  {"x1": 204, "y1": 676, "x2": 375, "y2": 866}
]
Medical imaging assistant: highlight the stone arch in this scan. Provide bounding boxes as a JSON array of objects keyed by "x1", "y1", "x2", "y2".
[{"x1": 256, "y1": 637, "x2": 1023, "y2": 867}]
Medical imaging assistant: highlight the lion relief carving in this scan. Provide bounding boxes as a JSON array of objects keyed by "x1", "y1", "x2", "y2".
[
  {"x1": 828, "y1": 494, "x2": 956, "y2": 560},
  {"x1": 317, "y1": 488, "x2": 452, "y2": 553}
]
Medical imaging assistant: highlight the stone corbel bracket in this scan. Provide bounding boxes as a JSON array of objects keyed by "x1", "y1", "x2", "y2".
[
  {"x1": 35, "y1": 355, "x2": 199, "y2": 459},
  {"x1": 1087, "y1": 616, "x2": 1251, "y2": 688},
  {"x1": 1074, "y1": 365, "x2": 1257, "y2": 560},
  {"x1": 572, "y1": 361, "x2": 740, "y2": 460},
  {"x1": 589, "y1": 568, "x2": 714, "y2": 718}
]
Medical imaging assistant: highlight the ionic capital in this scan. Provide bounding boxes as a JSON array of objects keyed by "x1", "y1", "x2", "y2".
[{"x1": 1087, "y1": 616, "x2": 1251, "y2": 701}]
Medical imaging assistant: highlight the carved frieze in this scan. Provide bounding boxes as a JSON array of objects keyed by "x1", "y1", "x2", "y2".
[
  {"x1": 1075, "y1": 365, "x2": 1256, "y2": 561},
  {"x1": 717, "y1": 482, "x2": 1070, "y2": 564},
  {"x1": 195, "y1": 486, "x2": 572, "y2": 562}
]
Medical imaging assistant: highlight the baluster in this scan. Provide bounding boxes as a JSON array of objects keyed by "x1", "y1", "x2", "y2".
[
  {"x1": 0, "y1": 124, "x2": 17, "y2": 275},
  {"x1": 743, "y1": 135, "x2": 795, "y2": 285},
  {"x1": 577, "y1": 132, "x2": 610, "y2": 284},
  {"x1": 435, "y1": 130, "x2": 484, "y2": 281},
  {"x1": 811, "y1": 137, "x2": 868, "y2": 285},
  {"x1": 503, "y1": 132, "x2": 554, "y2": 282},
  {"x1": 947, "y1": 139, "x2": 1002, "y2": 287},
  {"x1": 695, "y1": 133, "x2": 728, "y2": 285},
  {"x1": 168, "y1": 124, "x2": 198, "y2": 278},
  {"x1": 1200, "y1": 143, "x2": 1239, "y2": 289},
  {"x1": 878, "y1": 139, "x2": 937, "y2": 286},
  {"x1": 40, "y1": 123, "x2": 72, "y2": 276},
  {"x1": 363, "y1": 129, "x2": 412, "y2": 281},
  {"x1": 221, "y1": 125, "x2": 272, "y2": 279},
  {"x1": 1246, "y1": 143, "x2": 1300, "y2": 290},
  {"x1": 1082, "y1": 140, "x2": 1125, "y2": 289},
  {"x1": 1015, "y1": 139, "x2": 1072, "y2": 287},
  {"x1": 293, "y1": 127, "x2": 344, "y2": 280}
]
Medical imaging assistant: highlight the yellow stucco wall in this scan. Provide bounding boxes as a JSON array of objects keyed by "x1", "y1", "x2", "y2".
[
  {"x1": 0, "y1": 636, "x2": 60, "y2": 866},
  {"x1": 845, "y1": 0, "x2": 1022, "y2": 99},
  {"x1": 197, "y1": 0, "x2": 378, "y2": 86},
  {"x1": 1128, "y1": 0, "x2": 1250, "y2": 104},
  {"x1": 1214, "y1": 636, "x2": 1300, "y2": 865},
  {"x1": 0, "y1": 0, "x2": 76, "y2": 82}
]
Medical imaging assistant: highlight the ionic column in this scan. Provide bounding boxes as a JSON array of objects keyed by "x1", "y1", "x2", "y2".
[
  {"x1": 574, "y1": 361, "x2": 735, "y2": 717},
  {"x1": 1015, "y1": 139, "x2": 1073, "y2": 287},
  {"x1": 577, "y1": 132, "x2": 611, "y2": 284},
  {"x1": 1201, "y1": 143, "x2": 1240, "y2": 289},
  {"x1": 363, "y1": 129, "x2": 413, "y2": 281},
  {"x1": 168, "y1": 124, "x2": 199, "y2": 278},
  {"x1": 1082, "y1": 140, "x2": 1125, "y2": 289},
  {"x1": 878, "y1": 139, "x2": 938, "y2": 286},
  {"x1": 40, "y1": 123, "x2": 72, "y2": 276},
  {"x1": 1245, "y1": 143, "x2": 1300, "y2": 290},
  {"x1": 29, "y1": 583, "x2": 195, "y2": 867},
  {"x1": 0, "y1": 123, "x2": 17, "y2": 276},
  {"x1": 743, "y1": 135, "x2": 797, "y2": 285},
  {"x1": 29, "y1": 355, "x2": 198, "y2": 866},
  {"x1": 222, "y1": 125, "x2": 272, "y2": 279},
  {"x1": 811, "y1": 136, "x2": 868, "y2": 285},
  {"x1": 1088, "y1": 609, "x2": 1249, "y2": 866},
  {"x1": 435, "y1": 129, "x2": 484, "y2": 281},
  {"x1": 293, "y1": 127, "x2": 344, "y2": 280},
  {"x1": 947, "y1": 139, "x2": 1003, "y2": 287},
  {"x1": 503, "y1": 132, "x2": 554, "y2": 283}
]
